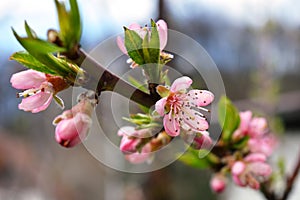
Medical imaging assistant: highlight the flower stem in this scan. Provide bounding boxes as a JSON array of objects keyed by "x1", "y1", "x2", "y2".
[{"x1": 74, "y1": 49, "x2": 158, "y2": 108}]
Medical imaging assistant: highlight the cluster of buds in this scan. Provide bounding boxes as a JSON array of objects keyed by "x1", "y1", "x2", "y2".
[
  {"x1": 209, "y1": 110, "x2": 277, "y2": 193},
  {"x1": 118, "y1": 127, "x2": 171, "y2": 164}
]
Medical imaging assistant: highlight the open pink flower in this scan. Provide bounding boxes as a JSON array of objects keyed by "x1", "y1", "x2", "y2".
[
  {"x1": 10, "y1": 70, "x2": 53, "y2": 113},
  {"x1": 10, "y1": 69, "x2": 68, "y2": 113},
  {"x1": 248, "y1": 134, "x2": 277, "y2": 156},
  {"x1": 155, "y1": 76, "x2": 214, "y2": 137},
  {"x1": 233, "y1": 110, "x2": 277, "y2": 156},
  {"x1": 231, "y1": 153, "x2": 272, "y2": 190},
  {"x1": 53, "y1": 96, "x2": 94, "y2": 148}
]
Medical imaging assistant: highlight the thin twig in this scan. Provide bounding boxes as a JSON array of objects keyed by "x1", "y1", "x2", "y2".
[{"x1": 280, "y1": 150, "x2": 300, "y2": 200}]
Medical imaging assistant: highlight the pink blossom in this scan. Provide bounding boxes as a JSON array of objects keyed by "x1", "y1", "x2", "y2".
[
  {"x1": 117, "y1": 19, "x2": 168, "y2": 54},
  {"x1": 117, "y1": 20, "x2": 170, "y2": 68},
  {"x1": 118, "y1": 126, "x2": 151, "y2": 154},
  {"x1": 231, "y1": 153, "x2": 272, "y2": 189},
  {"x1": 53, "y1": 97, "x2": 94, "y2": 148},
  {"x1": 155, "y1": 76, "x2": 214, "y2": 137},
  {"x1": 10, "y1": 69, "x2": 67, "y2": 113},
  {"x1": 210, "y1": 175, "x2": 227, "y2": 193},
  {"x1": 233, "y1": 110, "x2": 277, "y2": 156},
  {"x1": 125, "y1": 143, "x2": 152, "y2": 164},
  {"x1": 10, "y1": 69, "x2": 46, "y2": 89},
  {"x1": 248, "y1": 134, "x2": 277, "y2": 156}
]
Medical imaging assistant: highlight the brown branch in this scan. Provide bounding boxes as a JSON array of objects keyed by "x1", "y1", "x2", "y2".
[
  {"x1": 280, "y1": 150, "x2": 300, "y2": 200},
  {"x1": 73, "y1": 49, "x2": 158, "y2": 108}
]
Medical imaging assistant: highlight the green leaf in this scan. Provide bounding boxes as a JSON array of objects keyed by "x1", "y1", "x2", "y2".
[
  {"x1": 148, "y1": 19, "x2": 160, "y2": 63},
  {"x1": 142, "y1": 31, "x2": 151, "y2": 63},
  {"x1": 124, "y1": 27, "x2": 144, "y2": 65},
  {"x1": 218, "y1": 96, "x2": 240, "y2": 142},
  {"x1": 12, "y1": 29, "x2": 66, "y2": 54},
  {"x1": 128, "y1": 76, "x2": 149, "y2": 94},
  {"x1": 24, "y1": 21, "x2": 37, "y2": 38},
  {"x1": 12, "y1": 28, "x2": 81, "y2": 81},
  {"x1": 54, "y1": 0, "x2": 81, "y2": 50},
  {"x1": 10, "y1": 51, "x2": 58, "y2": 75},
  {"x1": 53, "y1": 95, "x2": 65, "y2": 109},
  {"x1": 178, "y1": 147, "x2": 212, "y2": 169},
  {"x1": 232, "y1": 136, "x2": 249, "y2": 149}
]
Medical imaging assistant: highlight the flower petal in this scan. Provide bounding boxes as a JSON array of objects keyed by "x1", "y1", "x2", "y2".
[
  {"x1": 249, "y1": 117, "x2": 268, "y2": 137},
  {"x1": 232, "y1": 161, "x2": 246, "y2": 176},
  {"x1": 239, "y1": 111, "x2": 252, "y2": 133},
  {"x1": 187, "y1": 89, "x2": 214, "y2": 106},
  {"x1": 156, "y1": 19, "x2": 168, "y2": 50},
  {"x1": 18, "y1": 92, "x2": 53, "y2": 113},
  {"x1": 163, "y1": 114, "x2": 180, "y2": 136},
  {"x1": 129, "y1": 23, "x2": 147, "y2": 39},
  {"x1": 125, "y1": 143, "x2": 152, "y2": 164},
  {"x1": 10, "y1": 69, "x2": 46, "y2": 89},
  {"x1": 120, "y1": 136, "x2": 140, "y2": 154},
  {"x1": 180, "y1": 107, "x2": 209, "y2": 131},
  {"x1": 129, "y1": 23, "x2": 141, "y2": 30},
  {"x1": 117, "y1": 36, "x2": 128, "y2": 55},
  {"x1": 248, "y1": 162, "x2": 272, "y2": 177},
  {"x1": 170, "y1": 76, "x2": 193, "y2": 92},
  {"x1": 55, "y1": 113, "x2": 91, "y2": 148},
  {"x1": 232, "y1": 175, "x2": 246, "y2": 187},
  {"x1": 155, "y1": 98, "x2": 167, "y2": 116},
  {"x1": 117, "y1": 126, "x2": 135, "y2": 136},
  {"x1": 244, "y1": 153, "x2": 267, "y2": 163}
]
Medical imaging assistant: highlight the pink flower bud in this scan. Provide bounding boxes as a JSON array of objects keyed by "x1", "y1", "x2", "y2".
[
  {"x1": 125, "y1": 143, "x2": 152, "y2": 164},
  {"x1": 244, "y1": 153, "x2": 267, "y2": 163},
  {"x1": 192, "y1": 132, "x2": 213, "y2": 150},
  {"x1": 53, "y1": 94, "x2": 95, "y2": 148},
  {"x1": 55, "y1": 113, "x2": 92, "y2": 147},
  {"x1": 210, "y1": 175, "x2": 227, "y2": 193},
  {"x1": 232, "y1": 161, "x2": 246, "y2": 176},
  {"x1": 118, "y1": 126, "x2": 150, "y2": 154}
]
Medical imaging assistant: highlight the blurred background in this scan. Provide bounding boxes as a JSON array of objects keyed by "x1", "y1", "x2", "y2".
[{"x1": 0, "y1": 0, "x2": 300, "y2": 199}]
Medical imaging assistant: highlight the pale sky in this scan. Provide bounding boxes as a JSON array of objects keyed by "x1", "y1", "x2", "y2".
[{"x1": 1, "y1": 0, "x2": 300, "y2": 53}]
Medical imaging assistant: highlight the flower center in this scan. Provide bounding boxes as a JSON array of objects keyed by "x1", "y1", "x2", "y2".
[{"x1": 167, "y1": 93, "x2": 183, "y2": 114}]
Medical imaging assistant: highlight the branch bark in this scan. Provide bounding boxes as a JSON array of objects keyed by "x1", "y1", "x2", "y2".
[{"x1": 73, "y1": 49, "x2": 158, "y2": 108}]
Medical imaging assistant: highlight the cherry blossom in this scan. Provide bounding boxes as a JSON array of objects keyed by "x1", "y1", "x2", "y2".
[
  {"x1": 155, "y1": 76, "x2": 214, "y2": 137},
  {"x1": 233, "y1": 110, "x2": 277, "y2": 156},
  {"x1": 10, "y1": 69, "x2": 68, "y2": 113}
]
